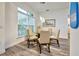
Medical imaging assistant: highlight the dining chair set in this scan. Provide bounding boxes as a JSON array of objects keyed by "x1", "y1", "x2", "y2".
[{"x1": 26, "y1": 27, "x2": 60, "y2": 54}]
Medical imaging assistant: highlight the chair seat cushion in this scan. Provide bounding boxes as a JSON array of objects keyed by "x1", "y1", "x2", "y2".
[
  {"x1": 38, "y1": 38, "x2": 40, "y2": 41},
  {"x1": 38, "y1": 38, "x2": 49, "y2": 44},
  {"x1": 29, "y1": 35, "x2": 38, "y2": 40},
  {"x1": 38, "y1": 38, "x2": 43, "y2": 44},
  {"x1": 50, "y1": 36, "x2": 57, "y2": 39},
  {"x1": 33, "y1": 33, "x2": 37, "y2": 36}
]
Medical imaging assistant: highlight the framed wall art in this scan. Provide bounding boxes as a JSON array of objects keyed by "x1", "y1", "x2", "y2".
[{"x1": 44, "y1": 19, "x2": 56, "y2": 27}]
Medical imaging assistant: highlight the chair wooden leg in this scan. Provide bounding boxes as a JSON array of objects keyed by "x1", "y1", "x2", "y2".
[
  {"x1": 27, "y1": 39, "x2": 30, "y2": 48},
  {"x1": 48, "y1": 44, "x2": 50, "y2": 53},
  {"x1": 57, "y1": 40, "x2": 60, "y2": 47},
  {"x1": 36, "y1": 40, "x2": 39, "y2": 46},
  {"x1": 39, "y1": 44, "x2": 41, "y2": 54}
]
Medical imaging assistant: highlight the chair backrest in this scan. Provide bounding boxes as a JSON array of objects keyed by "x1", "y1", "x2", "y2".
[
  {"x1": 55, "y1": 29, "x2": 60, "y2": 39},
  {"x1": 37, "y1": 26, "x2": 41, "y2": 33},
  {"x1": 58, "y1": 30, "x2": 60, "y2": 39},
  {"x1": 39, "y1": 31, "x2": 50, "y2": 44},
  {"x1": 27, "y1": 29, "x2": 29, "y2": 38},
  {"x1": 27, "y1": 27, "x2": 33, "y2": 37}
]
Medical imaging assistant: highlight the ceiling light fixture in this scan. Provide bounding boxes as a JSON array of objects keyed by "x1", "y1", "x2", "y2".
[{"x1": 40, "y1": 2, "x2": 46, "y2": 4}]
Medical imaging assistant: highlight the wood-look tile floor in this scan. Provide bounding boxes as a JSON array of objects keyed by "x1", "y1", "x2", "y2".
[{"x1": 0, "y1": 38, "x2": 70, "y2": 56}]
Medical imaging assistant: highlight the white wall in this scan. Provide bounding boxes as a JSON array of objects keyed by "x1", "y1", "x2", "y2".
[
  {"x1": 5, "y1": 3, "x2": 21, "y2": 48},
  {"x1": 41, "y1": 9, "x2": 69, "y2": 39},
  {"x1": 0, "y1": 3, "x2": 5, "y2": 54},
  {"x1": 70, "y1": 27, "x2": 79, "y2": 56},
  {"x1": 55, "y1": 9, "x2": 68, "y2": 39}
]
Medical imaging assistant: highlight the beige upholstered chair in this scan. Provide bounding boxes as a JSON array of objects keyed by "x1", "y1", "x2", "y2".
[
  {"x1": 37, "y1": 31, "x2": 50, "y2": 53},
  {"x1": 29, "y1": 27, "x2": 37, "y2": 36},
  {"x1": 27, "y1": 27, "x2": 38, "y2": 48},
  {"x1": 36, "y1": 26, "x2": 41, "y2": 38},
  {"x1": 50, "y1": 29, "x2": 60, "y2": 47},
  {"x1": 48, "y1": 28, "x2": 52, "y2": 36},
  {"x1": 37, "y1": 26, "x2": 41, "y2": 33}
]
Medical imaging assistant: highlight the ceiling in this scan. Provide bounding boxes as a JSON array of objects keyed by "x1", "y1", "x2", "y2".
[
  {"x1": 28, "y1": 2, "x2": 69, "y2": 14},
  {"x1": 17, "y1": 2, "x2": 69, "y2": 18}
]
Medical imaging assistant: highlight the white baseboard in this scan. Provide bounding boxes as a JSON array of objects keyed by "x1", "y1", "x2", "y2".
[{"x1": 5, "y1": 38, "x2": 26, "y2": 49}]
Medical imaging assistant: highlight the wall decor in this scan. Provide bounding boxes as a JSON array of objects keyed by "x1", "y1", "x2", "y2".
[
  {"x1": 70, "y1": 2, "x2": 78, "y2": 29},
  {"x1": 45, "y1": 19, "x2": 56, "y2": 27}
]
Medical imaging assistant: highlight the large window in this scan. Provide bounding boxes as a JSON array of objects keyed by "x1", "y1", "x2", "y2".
[
  {"x1": 28, "y1": 12, "x2": 35, "y2": 32},
  {"x1": 18, "y1": 8, "x2": 35, "y2": 37}
]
